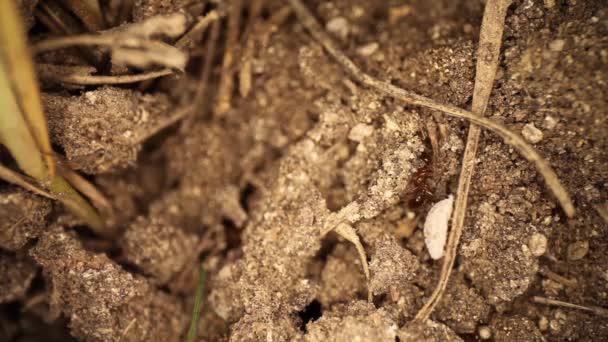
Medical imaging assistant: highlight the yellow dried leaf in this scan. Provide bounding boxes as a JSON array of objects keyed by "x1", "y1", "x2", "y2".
[{"x1": 0, "y1": 0, "x2": 55, "y2": 178}]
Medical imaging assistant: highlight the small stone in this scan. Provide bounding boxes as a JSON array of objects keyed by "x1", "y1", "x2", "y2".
[
  {"x1": 522, "y1": 123, "x2": 544, "y2": 143},
  {"x1": 529, "y1": 233, "x2": 548, "y2": 257},
  {"x1": 389, "y1": 5, "x2": 413, "y2": 25},
  {"x1": 543, "y1": 115, "x2": 558, "y2": 130},
  {"x1": 544, "y1": 0, "x2": 556, "y2": 9},
  {"x1": 357, "y1": 42, "x2": 379, "y2": 57},
  {"x1": 567, "y1": 240, "x2": 589, "y2": 260},
  {"x1": 538, "y1": 316, "x2": 549, "y2": 331},
  {"x1": 549, "y1": 39, "x2": 566, "y2": 52},
  {"x1": 348, "y1": 123, "x2": 374, "y2": 142},
  {"x1": 478, "y1": 326, "x2": 492, "y2": 340},
  {"x1": 326, "y1": 17, "x2": 349, "y2": 40}
]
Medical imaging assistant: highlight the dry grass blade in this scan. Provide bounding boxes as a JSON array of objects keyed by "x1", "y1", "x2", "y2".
[
  {"x1": 193, "y1": 19, "x2": 220, "y2": 115},
  {"x1": 334, "y1": 223, "x2": 371, "y2": 301},
  {"x1": 413, "y1": 0, "x2": 513, "y2": 322},
  {"x1": 40, "y1": 68, "x2": 174, "y2": 85},
  {"x1": 239, "y1": 0, "x2": 265, "y2": 97},
  {"x1": 175, "y1": 10, "x2": 220, "y2": 50},
  {"x1": 532, "y1": 296, "x2": 608, "y2": 318},
  {"x1": 214, "y1": 0, "x2": 243, "y2": 115},
  {"x1": 0, "y1": 163, "x2": 54, "y2": 199},
  {"x1": 33, "y1": 34, "x2": 187, "y2": 71},
  {"x1": 0, "y1": 0, "x2": 55, "y2": 179},
  {"x1": 0, "y1": 62, "x2": 47, "y2": 181},
  {"x1": 287, "y1": 0, "x2": 575, "y2": 218}
]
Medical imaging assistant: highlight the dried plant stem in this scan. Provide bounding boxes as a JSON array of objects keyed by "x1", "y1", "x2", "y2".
[
  {"x1": 175, "y1": 10, "x2": 220, "y2": 50},
  {"x1": 540, "y1": 268, "x2": 578, "y2": 288},
  {"x1": 259, "y1": 6, "x2": 292, "y2": 48},
  {"x1": 56, "y1": 157, "x2": 113, "y2": 214},
  {"x1": 214, "y1": 0, "x2": 243, "y2": 116},
  {"x1": 414, "y1": 0, "x2": 512, "y2": 322},
  {"x1": 287, "y1": 0, "x2": 575, "y2": 219},
  {"x1": 335, "y1": 223, "x2": 371, "y2": 301},
  {"x1": 0, "y1": 164, "x2": 54, "y2": 199},
  {"x1": 46, "y1": 69, "x2": 174, "y2": 85},
  {"x1": 239, "y1": 0, "x2": 265, "y2": 97},
  {"x1": 135, "y1": 105, "x2": 194, "y2": 142},
  {"x1": 533, "y1": 296, "x2": 608, "y2": 318},
  {"x1": 193, "y1": 19, "x2": 220, "y2": 113},
  {"x1": 33, "y1": 34, "x2": 151, "y2": 54}
]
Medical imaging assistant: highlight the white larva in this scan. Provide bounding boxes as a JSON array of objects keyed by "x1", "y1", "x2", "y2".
[{"x1": 423, "y1": 195, "x2": 454, "y2": 260}]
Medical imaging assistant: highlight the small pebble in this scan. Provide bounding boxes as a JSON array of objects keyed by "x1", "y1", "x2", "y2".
[
  {"x1": 529, "y1": 233, "x2": 548, "y2": 257},
  {"x1": 544, "y1": 0, "x2": 556, "y2": 9},
  {"x1": 357, "y1": 42, "x2": 379, "y2": 57},
  {"x1": 478, "y1": 326, "x2": 492, "y2": 340},
  {"x1": 348, "y1": 123, "x2": 374, "y2": 142},
  {"x1": 538, "y1": 316, "x2": 549, "y2": 331},
  {"x1": 567, "y1": 240, "x2": 589, "y2": 260},
  {"x1": 326, "y1": 17, "x2": 349, "y2": 40},
  {"x1": 522, "y1": 123, "x2": 544, "y2": 143},
  {"x1": 543, "y1": 115, "x2": 558, "y2": 130},
  {"x1": 549, "y1": 39, "x2": 566, "y2": 52}
]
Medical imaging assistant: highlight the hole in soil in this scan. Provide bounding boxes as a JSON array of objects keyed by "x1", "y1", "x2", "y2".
[
  {"x1": 239, "y1": 183, "x2": 256, "y2": 212},
  {"x1": 298, "y1": 299, "x2": 322, "y2": 331},
  {"x1": 222, "y1": 218, "x2": 242, "y2": 251}
]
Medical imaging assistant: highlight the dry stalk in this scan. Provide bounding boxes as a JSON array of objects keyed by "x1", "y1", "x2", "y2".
[
  {"x1": 414, "y1": 0, "x2": 513, "y2": 322},
  {"x1": 533, "y1": 296, "x2": 608, "y2": 318},
  {"x1": 214, "y1": 0, "x2": 243, "y2": 116},
  {"x1": 239, "y1": 0, "x2": 265, "y2": 97}
]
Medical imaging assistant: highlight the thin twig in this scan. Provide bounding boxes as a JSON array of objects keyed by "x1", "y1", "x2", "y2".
[
  {"x1": 118, "y1": 318, "x2": 138, "y2": 342},
  {"x1": 175, "y1": 10, "x2": 220, "y2": 50},
  {"x1": 259, "y1": 6, "x2": 292, "y2": 49},
  {"x1": 0, "y1": 163, "x2": 55, "y2": 199},
  {"x1": 214, "y1": 0, "x2": 243, "y2": 116},
  {"x1": 533, "y1": 296, "x2": 608, "y2": 318},
  {"x1": 335, "y1": 223, "x2": 371, "y2": 301},
  {"x1": 44, "y1": 68, "x2": 174, "y2": 85},
  {"x1": 55, "y1": 157, "x2": 113, "y2": 214},
  {"x1": 32, "y1": 34, "x2": 147, "y2": 54},
  {"x1": 193, "y1": 19, "x2": 220, "y2": 113},
  {"x1": 287, "y1": 0, "x2": 575, "y2": 219},
  {"x1": 414, "y1": 0, "x2": 513, "y2": 322},
  {"x1": 540, "y1": 268, "x2": 578, "y2": 288},
  {"x1": 239, "y1": 0, "x2": 265, "y2": 97},
  {"x1": 187, "y1": 264, "x2": 207, "y2": 342},
  {"x1": 135, "y1": 105, "x2": 195, "y2": 143}
]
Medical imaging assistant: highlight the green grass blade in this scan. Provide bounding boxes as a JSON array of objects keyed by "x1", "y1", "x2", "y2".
[
  {"x1": 187, "y1": 265, "x2": 207, "y2": 342},
  {"x1": 49, "y1": 175, "x2": 109, "y2": 238}
]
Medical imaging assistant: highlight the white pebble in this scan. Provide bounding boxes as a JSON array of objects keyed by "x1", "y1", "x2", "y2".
[
  {"x1": 522, "y1": 123, "x2": 544, "y2": 143},
  {"x1": 549, "y1": 39, "x2": 566, "y2": 52},
  {"x1": 529, "y1": 233, "x2": 548, "y2": 257},
  {"x1": 543, "y1": 115, "x2": 558, "y2": 130},
  {"x1": 423, "y1": 195, "x2": 454, "y2": 260},
  {"x1": 357, "y1": 42, "x2": 379, "y2": 56},
  {"x1": 326, "y1": 17, "x2": 349, "y2": 40},
  {"x1": 478, "y1": 326, "x2": 492, "y2": 340},
  {"x1": 348, "y1": 123, "x2": 374, "y2": 142}
]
